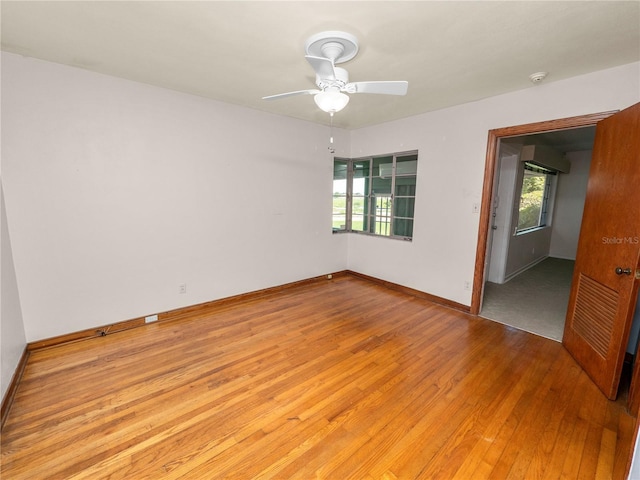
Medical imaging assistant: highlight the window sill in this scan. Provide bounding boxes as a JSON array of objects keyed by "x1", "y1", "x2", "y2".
[
  {"x1": 333, "y1": 230, "x2": 412, "y2": 242},
  {"x1": 514, "y1": 225, "x2": 549, "y2": 236}
]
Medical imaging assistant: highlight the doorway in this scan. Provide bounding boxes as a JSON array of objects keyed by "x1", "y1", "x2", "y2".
[
  {"x1": 479, "y1": 127, "x2": 595, "y2": 341},
  {"x1": 471, "y1": 107, "x2": 640, "y2": 407},
  {"x1": 471, "y1": 111, "x2": 615, "y2": 316}
]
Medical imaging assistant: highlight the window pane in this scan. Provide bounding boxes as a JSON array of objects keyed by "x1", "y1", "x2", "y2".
[
  {"x1": 394, "y1": 198, "x2": 415, "y2": 218},
  {"x1": 395, "y1": 175, "x2": 416, "y2": 196},
  {"x1": 373, "y1": 195, "x2": 392, "y2": 236},
  {"x1": 353, "y1": 176, "x2": 369, "y2": 196},
  {"x1": 353, "y1": 160, "x2": 370, "y2": 179},
  {"x1": 394, "y1": 218, "x2": 413, "y2": 238},
  {"x1": 333, "y1": 194, "x2": 347, "y2": 231},
  {"x1": 333, "y1": 160, "x2": 348, "y2": 180},
  {"x1": 372, "y1": 177, "x2": 392, "y2": 195},
  {"x1": 352, "y1": 213, "x2": 366, "y2": 232},
  {"x1": 333, "y1": 160, "x2": 349, "y2": 232},
  {"x1": 517, "y1": 170, "x2": 546, "y2": 231},
  {"x1": 352, "y1": 172, "x2": 370, "y2": 233},
  {"x1": 396, "y1": 154, "x2": 418, "y2": 176},
  {"x1": 332, "y1": 214, "x2": 346, "y2": 230},
  {"x1": 372, "y1": 156, "x2": 393, "y2": 178},
  {"x1": 394, "y1": 174, "x2": 416, "y2": 230},
  {"x1": 352, "y1": 196, "x2": 368, "y2": 232}
]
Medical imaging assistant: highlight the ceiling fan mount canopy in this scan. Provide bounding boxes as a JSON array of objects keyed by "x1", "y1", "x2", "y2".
[{"x1": 304, "y1": 31, "x2": 359, "y2": 64}]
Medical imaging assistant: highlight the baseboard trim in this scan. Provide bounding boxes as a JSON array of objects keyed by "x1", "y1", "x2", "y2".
[
  {"x1": 27, "y1": 316, "x2": 148, "y2": 351},
  {"x1": 503, "y1": 256, "x2": 549, "y2": 283},
  {"x1": 1, "y1": 346, "x2": 30, "y2": 430},
  {"x1": 26, "y1": 270, "x2": 467, "y2": 352},
  {"x1": 346, "y1": 270, "x2": 471, "y2": 313},
  {"x1": 27, "y1": 272, "x2": 349, "y2": 351}
]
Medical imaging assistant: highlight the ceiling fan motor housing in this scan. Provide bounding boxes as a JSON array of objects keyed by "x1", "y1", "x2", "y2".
[{"x1": 317, "y1": 67, "x2": 349, "y2": 90}]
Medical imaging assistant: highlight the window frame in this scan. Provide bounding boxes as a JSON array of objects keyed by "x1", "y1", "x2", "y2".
[
  {"x1": 333, "y1": 151, "x2": 418, "y2": 241},
  {"x1": 332, "y1": 159, "x2": 350, "y2": 232},
  {"x1": 514, "y1": 161, "x2": 557, "y2": 235}
]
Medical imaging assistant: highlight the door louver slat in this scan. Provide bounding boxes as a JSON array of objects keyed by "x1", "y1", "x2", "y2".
[{"x1": 572, "y1": 273, "x2": 618, "y2": 359}]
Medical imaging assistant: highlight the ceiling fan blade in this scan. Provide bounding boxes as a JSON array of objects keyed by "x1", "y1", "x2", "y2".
[
  {"x1": 344, "y1": 81, "x2": 408, "y2": 95},
  {"x1": 262, "y1": 89, "x2": 320, "y2": 101},
  {"x1": 305, "y1": 55, "x2": 336, "y2": 80}
]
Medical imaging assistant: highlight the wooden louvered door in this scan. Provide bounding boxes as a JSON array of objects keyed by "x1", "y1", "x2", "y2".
[{"x1": 563, "y1": 102, "x2": 640, "y2": 400}]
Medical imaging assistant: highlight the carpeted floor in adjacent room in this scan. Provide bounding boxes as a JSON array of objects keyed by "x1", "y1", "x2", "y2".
[{"x1": 480, "y1": 257, "x2": 575, "y2": 341}]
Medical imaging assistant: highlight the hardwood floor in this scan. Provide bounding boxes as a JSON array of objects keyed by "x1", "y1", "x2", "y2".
[{"x1": 1, "y1": 274, "x2": 636, "y2": 479}]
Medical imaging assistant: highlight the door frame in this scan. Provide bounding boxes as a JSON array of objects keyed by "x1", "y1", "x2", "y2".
[{"x1": 470, "y1": 110, "x2": 617, "y2": 316}]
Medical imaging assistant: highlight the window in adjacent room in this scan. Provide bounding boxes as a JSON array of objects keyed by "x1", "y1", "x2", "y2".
[
  {"x1": 515, "y1": 162, "x2": 556, "y2": 233},
  {"x1": 333, "y1": 151, "x2": 418, "y2": 240}
]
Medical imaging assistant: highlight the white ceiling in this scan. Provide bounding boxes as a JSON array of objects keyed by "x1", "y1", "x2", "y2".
[
  {"x1": 502, "y1": 125, "x2": 596, "y2": 153},
  {"x1": 2, "y1": 1, "x2": 639, "y2": 129}
]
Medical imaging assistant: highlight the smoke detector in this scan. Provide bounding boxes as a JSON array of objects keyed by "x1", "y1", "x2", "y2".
[{"x1": 529, "y1": 72, "x2": 548, "y2": 84}]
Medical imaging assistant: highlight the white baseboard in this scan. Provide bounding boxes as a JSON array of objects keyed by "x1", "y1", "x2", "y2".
[
  {"x1": 503, "y1": 256, "x2": 549, "y2": 283},
  {"x1": 548, "y1": 255, "x2": 576, "y2": 261}
]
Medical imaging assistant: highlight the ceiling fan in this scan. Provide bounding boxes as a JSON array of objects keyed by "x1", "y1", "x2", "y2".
[{"x1": 262, "y1": 31, "x2": 408, "y2": 114}]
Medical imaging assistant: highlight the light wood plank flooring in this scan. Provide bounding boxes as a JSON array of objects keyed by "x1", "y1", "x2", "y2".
[{"x1": 1, "y1": 274, "x2": 636, "y2": 479}]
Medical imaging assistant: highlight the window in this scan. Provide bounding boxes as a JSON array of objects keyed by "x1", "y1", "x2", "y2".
[
  {"x1": 333, "y1": 151, "x2": 418, "y2": 240},
  {"x1": 516, "y1": 162, "x2": 556, "y2": 233}
]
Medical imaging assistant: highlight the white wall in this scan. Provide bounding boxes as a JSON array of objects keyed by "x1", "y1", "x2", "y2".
[
  {"x1": 487, "y1": 152, "x2": 519, "y2": 284},
  {"x1": 1, "y1": 53, "x2": 349, "y2": 342},
  {"x1": 348, "y1": 62, "x2": 639, "y2": 305},
  {"x1": 549, "y1": 150, "x2": 592, "y2": 260},
  {"x1": 1, "y1": 184, "x2": 27, "y2": 400},
  {"x1": 2, "y1": 53, "x2": 639, "y2": 347},
  {"x1": 505, "y1": 226, "x2": 552, "y2": 279}
]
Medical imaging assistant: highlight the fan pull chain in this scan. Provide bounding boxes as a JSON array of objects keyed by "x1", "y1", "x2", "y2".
[{"x1": 328, "y1": 112, "x2": 336, "y2": 154}]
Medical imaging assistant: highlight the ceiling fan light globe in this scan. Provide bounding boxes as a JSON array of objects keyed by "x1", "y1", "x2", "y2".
[{"x1": 314, "y1": 91, "x2": 349, "y2": 113}]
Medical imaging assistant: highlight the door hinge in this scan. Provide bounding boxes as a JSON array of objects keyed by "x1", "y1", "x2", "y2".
[{"x1": 636, "y1": 269, "x2": 640, "y2": 280}]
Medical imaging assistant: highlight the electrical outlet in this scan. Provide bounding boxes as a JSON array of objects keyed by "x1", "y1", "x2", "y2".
[
  {"x1": 472, "y1": 203, "x2": 480, "y2": 214},
  {"x1": 145, "y1": 314, "x2": 158, "y2": 323},
  {"x1": 464, "y1": 281, "x2": 471, "y2": 291},
  {"x1": 179, "y1": 284, "x2": 187, "y2": 294}
]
